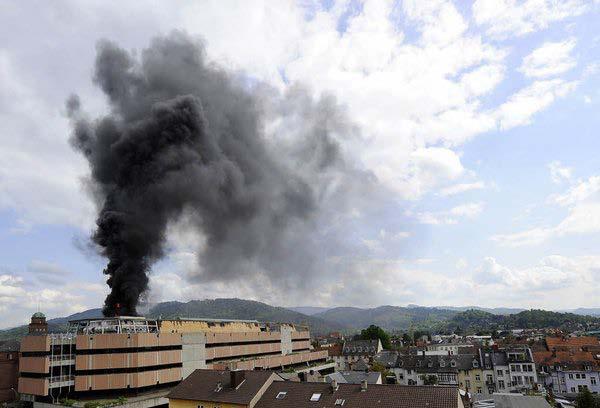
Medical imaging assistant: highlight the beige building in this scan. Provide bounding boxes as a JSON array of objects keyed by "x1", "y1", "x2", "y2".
[{"x1": 18, "y1": 316, "x2": 327, "y2": 403}]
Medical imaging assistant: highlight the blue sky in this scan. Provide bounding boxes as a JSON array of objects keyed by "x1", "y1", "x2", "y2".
[{"x1": 0, "y1": 0, "x2": 599, "y2": 328}]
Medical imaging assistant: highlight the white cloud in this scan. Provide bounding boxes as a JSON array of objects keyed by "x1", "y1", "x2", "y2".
[
  {"x1": 0, "y1": 271, "x2": 105, "y2": 329},
  {"x1": 495, "y1": 79, "x2": 578, "y2": 129},
  {"x1": 413, "y1": 201, "x2": 484, "y2": 225},
  {"x1": 552, "y1": 175, "x2": 600, "y2": 206},
  {"x1": 474, "y1": 255, "x2": 586, "y2": 290},
  {"x1": 492, "y1": 175, "x2": 600, "y2": 246},
  {"x1": 520, "y1": 39, "x2": 577, "y2": 78},
  {"x1": 439, "y1": 181, "x2": 486, "y2": 196},
  {"x1": 548, "y1": 161, "x2": 573, "y2": 184},
  {"x1": 473, "y1": 0, "x2": 590, "y2": 39}
]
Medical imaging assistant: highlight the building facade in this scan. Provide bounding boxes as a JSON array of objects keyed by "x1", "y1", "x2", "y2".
[
  {"x1": 18, "y1": 316, "x2": 327, "y2": 402},
  {"x1": 332, "y1": 339, "x2": 382, "y2": 370},
  {"x1": 534, "y1": 336, "x2": 600, "y2": 396}
]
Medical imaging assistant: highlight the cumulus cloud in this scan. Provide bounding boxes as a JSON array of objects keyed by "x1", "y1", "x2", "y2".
[{"x1": 520, "y1": 39, "x2": 577, "y2": 78}]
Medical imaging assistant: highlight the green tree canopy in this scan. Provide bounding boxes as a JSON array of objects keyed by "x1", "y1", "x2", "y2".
[{"x1": 361, "y1": 325, "x2": 391, "y2": 349}]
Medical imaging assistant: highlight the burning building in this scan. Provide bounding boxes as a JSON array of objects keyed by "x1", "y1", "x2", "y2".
[{"x1": 18, "y1": 315, "x2": 328, "y2": 403}]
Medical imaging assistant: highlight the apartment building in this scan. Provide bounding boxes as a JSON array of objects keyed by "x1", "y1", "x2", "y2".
[
  {"x1": 18, "y1": 315, "x2": 327, "y2": 403},
  {"x1": 479, "y1": 347, "x2": 539, "y2": 395},
  {"x1": 332, "y1": 339, "x2": 382, "y2": 370},
  {"x1": 534, "y1": 336, "x2": 600, "y2": 396}
]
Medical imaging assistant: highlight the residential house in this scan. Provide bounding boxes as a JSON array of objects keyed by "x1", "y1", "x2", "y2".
[
  {"x1": 332, "y1": 339, "x2": 382, "y2": 370},
  {"x1": 168, "y1": 369, "x2": 466, "y2": 408},
  {"x1": 534, "y1": 336, "x2": 600, "y2": 396},
  {"x1": 255, "y1": 381, "x2": 465, "y2": 408},
  {"x1": 480, "y1": 347, "x2": 539, "y2": 395},
  {"x1": 168, "y1": 369, "x2": 278, "y2": 408}
]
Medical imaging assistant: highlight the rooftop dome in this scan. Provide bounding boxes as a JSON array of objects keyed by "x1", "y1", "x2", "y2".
[{"x1": 32, "y1": 312, "x2": 46, "y2": 319}]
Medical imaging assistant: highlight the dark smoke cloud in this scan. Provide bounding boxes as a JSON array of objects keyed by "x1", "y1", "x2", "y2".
[{"x1": 69, "y1": 32, "x2": 371, "y2": 316}]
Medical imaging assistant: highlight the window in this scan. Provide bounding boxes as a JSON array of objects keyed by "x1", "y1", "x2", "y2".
[
  {"x1": 451, "y1": 360, "x2": 456, "y2": 367},
  {"x1": 591, "y1": 377, "x2": 596, "y2": 385},
  {"x1": 576, "y1": 374, "x2": 581, "y2": 379},
  {"x1": 497, "y1": 370, "x2": 503, "y2": 376},
  {"x1": 582, "y1": 374, "x2": 586, "y2": 379},
  {"x1": 571, "y1": 387, "x2": 576, "y2": 393},
  {"x1": 487, "y1": 375, "x2": 493, "y2": 383},
  {"x1": 440, "y1": 360, "x2": 446, "y2": 367},
  {"x1": 499, "y1": 380, "x2": 505, "y2": 389},
  {"x1": 276, "y1": 392, "x2": 287, "y2": 400},
  {"x1": 473, "y1": 360, "x2": 479, "y2": 368},
  {"x1": 335, "y1": 399, "x2": 345, "y2": 406},
  {"x1": 466, "y1": 380, "x2": 471, "y2": 388},
  {"x1": 476, "y1": 375, "x2": 481, "y2": 381},
  {"x1": 310, "y1": 393, "x2": 322, "y2": 402},
  {"x1": 477, "y1": 387, "x2": 482, "y2": 394},
  {"x1": 569, "y1": 374, "x2": 574, "y2": 379}
]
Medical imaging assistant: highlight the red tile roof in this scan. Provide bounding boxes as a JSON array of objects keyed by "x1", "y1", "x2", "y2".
[{"x1": 546, "y1": 337, "x2": 600, "y2": 351}]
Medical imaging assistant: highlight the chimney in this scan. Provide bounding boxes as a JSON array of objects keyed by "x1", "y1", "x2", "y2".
[
  {"x1": 231, "y1": 370, "x2": 246, "y2": 389},
  {"x1": 361, "y1": 380, "x2": 368, "y2": 392},
  {"x1": 331, "y1": 379, "x2": 338, "y2": 392}
]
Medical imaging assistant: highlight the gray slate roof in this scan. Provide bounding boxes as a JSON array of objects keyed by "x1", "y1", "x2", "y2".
[
  {"x1": 395, "y1": 353, "x2": 481, "y2": 372},
  {"x1": 326, "y1": 371, "x2": 381, "y2": 384},
  {"x1": 343, "y1": 339, "x2": 380, "y2": 356}
]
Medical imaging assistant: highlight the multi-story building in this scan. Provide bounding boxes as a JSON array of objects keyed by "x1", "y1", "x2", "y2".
[
  {"x1": 534, "y1": 336, "x2": 600, "y2": 396},
  {"x1": 0, "y1": 348, "x2": 19, "y2": 403},
  {"x1": 479, "y1": 347, "x2": 539, "y2": 395},
  {"x1": 426, "y1": 341, "x2": 475, "y2": 356},
  {"x1": 332, "y1": 339, "x2": 382, "y2": 370},
  {"x1": 393, "y1": 354, "x2": 485, "y2": 391},
  {"x1": 18, "y1": 315, "x2": 328, "y2": 403}
]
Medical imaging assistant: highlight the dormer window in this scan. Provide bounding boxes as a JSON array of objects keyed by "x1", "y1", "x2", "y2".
[
  {"x1": 473, "y1": 360, "x2": 479, "y2": 368},
  {"x1": 440, "y1": 360, "x2": 446, "y2": 367},
  {"x1": 451, "y1": 360, "x2": 456, "y2": 367}
]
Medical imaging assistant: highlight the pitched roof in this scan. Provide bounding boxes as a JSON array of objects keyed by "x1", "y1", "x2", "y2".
[
  {"x1": 396, "y1": 353, "x2": 480, "y2": 372},
  {"x1": 343, "y1": 340, "x2": 380, "y2": 356},
  {"x1": 351, "y1": 358, "x2": 369, "y2": 371},
  {"x1": 255, "y1": 381, "x2": 460, "y2": 408},
  {"x1": 326, "y1": 371, "x2": 381, "y2": 385},
  {"x1": 533, "y1": 350, "x2": 600, "y2": 370},
  {"x1": 374, "y1": 350, "x2": 399, "y2": 368},
  {"x1": 168, "y1": 369, "x2": 275, "y2": 405},
  {"x1": 546, "y1": 337, "x2": 600, "y2": 351}
]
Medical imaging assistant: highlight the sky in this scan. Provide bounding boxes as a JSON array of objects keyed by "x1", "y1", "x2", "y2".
[{"x1": 1, "y1": 0, "x2": 600, "y2": 328}]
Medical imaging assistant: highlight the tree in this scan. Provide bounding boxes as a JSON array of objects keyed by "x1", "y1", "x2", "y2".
[
  {"x1": 402, "y1": 333, "x2": 412, "y2": 345},
  {"x1": 361, "y1": 325, "x2": 391, "y2": 349},
  {"x1": 575, "y1": 387, "x2": 600, "y2": 408},
  {"x1": 423, "y1": 375, "x2": 438, "y2": 385}
]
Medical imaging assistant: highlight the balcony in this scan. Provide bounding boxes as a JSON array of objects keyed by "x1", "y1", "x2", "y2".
[
  {"x1": 49, "y1": 354, "x2": 75, "y2": 367},
  {"x1": 49, "y1": 375, "x2": 74, "y2": 389}
]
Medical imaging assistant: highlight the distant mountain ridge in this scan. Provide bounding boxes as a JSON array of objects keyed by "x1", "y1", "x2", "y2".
[
  {"x1": 313, "y1": 305, "x2": 458, "y2": 331},
  {"x1": 3, "y1": 300, "x2": 600, "y2": 345}
]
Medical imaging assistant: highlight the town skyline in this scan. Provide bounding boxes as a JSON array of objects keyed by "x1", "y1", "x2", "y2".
[{"x1": 1, "y1": 0, "x2": 600, "y2": 328}]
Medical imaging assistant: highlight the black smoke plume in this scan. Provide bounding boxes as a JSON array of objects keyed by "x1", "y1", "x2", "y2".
[{"x1": 69, "y1": 32, "x2": 365, "y2": 316}]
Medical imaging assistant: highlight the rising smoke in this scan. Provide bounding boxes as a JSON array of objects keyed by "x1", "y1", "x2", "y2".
[{"x1": 69, "y1": 32, "x2": 369, "y2": 316}]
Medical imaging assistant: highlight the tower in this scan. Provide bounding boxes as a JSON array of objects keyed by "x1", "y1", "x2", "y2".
[{"x1": 28, "y1": 312, "x2": 48, "y2": 334}]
